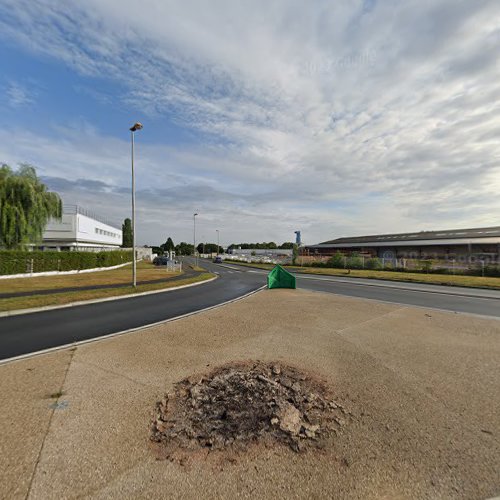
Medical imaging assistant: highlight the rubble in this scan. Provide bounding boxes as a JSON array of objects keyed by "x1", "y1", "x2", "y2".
[{"x1": 150, "y1": 361, "x2": 348, "y2": 460}]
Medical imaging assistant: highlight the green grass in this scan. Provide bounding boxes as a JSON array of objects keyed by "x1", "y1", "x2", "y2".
[
  {"x1": 225, "y1": 261, "x2": 500, "y2": 290},
  {"x1": 0, "y1": 261, "x2": 179, "y2": 295},
  {"x1": 0, "y1": 273, "x2": 215, "y2": 312}
]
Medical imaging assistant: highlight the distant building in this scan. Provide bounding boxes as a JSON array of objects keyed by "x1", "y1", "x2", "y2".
[
  {"x1": 305, "y1": 226, "x2": 500, "y2": 263},
  {"x1": 227, "y1": 248, "x2": 293, "y2": 257},
  {"x1": 39, "y1": 205, "x2": 122, "y2": 251}
]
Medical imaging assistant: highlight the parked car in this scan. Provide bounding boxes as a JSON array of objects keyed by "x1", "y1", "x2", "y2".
[
  {"x1": 153, "y1": 256, "x2": 170, "y2": 265},
  {"x1": 213, "y1": 255, "x2": 223, "y2": 263}
]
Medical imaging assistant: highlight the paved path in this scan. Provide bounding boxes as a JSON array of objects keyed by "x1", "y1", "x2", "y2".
[{"x1": 1, "y1": 289, "x2": 498, "y2": 499}]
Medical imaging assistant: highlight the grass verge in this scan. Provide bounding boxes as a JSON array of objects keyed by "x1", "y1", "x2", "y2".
[
  {"x1": 0, "y1": 273, "x2": 215, "y2": 312},
  {"x1": 223, "y1": 261, "x2": 500, "y2": 290},
  {"x1": 0, "y1": 261, "x2": 179, "y2": 294}
]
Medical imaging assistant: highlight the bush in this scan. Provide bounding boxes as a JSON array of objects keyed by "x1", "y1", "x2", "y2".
[
  {"x1": 346, "y1": 253, "x2": 363, "y2": 269},
  {"x1": 0, "y1": 250, "x2": 133, "y2": 275},
  {"x1": 327, "y1": 252, "x2": 345, "y2": 268},
  {"x1": 365, "y1": 257, "x2": 382, "y2": 270}
]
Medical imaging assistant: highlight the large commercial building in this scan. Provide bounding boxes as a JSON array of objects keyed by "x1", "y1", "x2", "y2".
[
  {"x1": 306, "y1": 226, "x2": 500, "y2": 263},
  {"x1": 40, "y1": 205, "x2": 122, "y2": 251}
]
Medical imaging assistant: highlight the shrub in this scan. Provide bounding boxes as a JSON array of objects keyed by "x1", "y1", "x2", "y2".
[
  {"x1": 327, "y1": 252, "x2": 345, "y2": 268},
  {"x1": 346, "y1": 253, "x2": 363, "y2": 269},
  {"x1": 365, "y1": 257, "x2": 382, "y2": 270},
  {"x1": 0, "y1": 250, "x2": 133, "y2": 275}
]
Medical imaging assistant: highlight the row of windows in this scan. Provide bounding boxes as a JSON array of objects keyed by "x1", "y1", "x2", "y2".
[{"x1": 95, "y1": 227, "x2": 120, "y2": 238}]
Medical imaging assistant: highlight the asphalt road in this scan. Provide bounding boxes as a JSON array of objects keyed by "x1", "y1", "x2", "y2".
[
  {"x1": 1, "y1": 258, "x2": 499, "y2": 361},
  {"x1": 0, "y1": 260, "x2": 263, "y2": 361},
  {"x1": 218, "y1": 261, "x2": 500, "y2": 318}
]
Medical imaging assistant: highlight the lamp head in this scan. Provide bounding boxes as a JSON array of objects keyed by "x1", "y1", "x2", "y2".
[{"x1": 130, "y1": 122, "x2": 143, "y2": 132}]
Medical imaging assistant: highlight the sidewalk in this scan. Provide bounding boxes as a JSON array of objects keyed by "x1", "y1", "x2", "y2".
[{"x1": 0, "y1": 289, "x2": 499, "y2": 499}]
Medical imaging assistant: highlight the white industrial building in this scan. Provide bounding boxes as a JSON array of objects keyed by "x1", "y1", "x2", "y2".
[{"x1": 39, "y1": 205, "x2": 122, "y2": 251}]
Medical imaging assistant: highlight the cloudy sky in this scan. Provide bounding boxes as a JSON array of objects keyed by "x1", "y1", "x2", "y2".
[{"x1": 0, "y1": 0, "x2": 499, "y2": 246}]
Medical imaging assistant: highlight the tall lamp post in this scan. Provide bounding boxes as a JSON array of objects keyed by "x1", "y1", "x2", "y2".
[
  {"x1": 130, "y1": 122, "x2": 143, "y2": 288},
  {"x1": 216, "y1": 229, "x2": 220, "y2": 255},
  {"x1": 193, "y1": 213, "x2": 198, "y2": 266}
]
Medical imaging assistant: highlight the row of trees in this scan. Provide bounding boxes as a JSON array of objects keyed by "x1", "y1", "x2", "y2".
[
  {"x1": 151, "y1": 236, "x2": 224, "y2": 256},
  {"x1": 149, "y1": 238, "x2": 296, "y2": 256},
  {"x1": 0, "y1": 164, "x2": 62, "y2": 249}
]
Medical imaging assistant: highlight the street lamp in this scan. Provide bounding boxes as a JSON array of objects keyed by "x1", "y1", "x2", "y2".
[
  {"x1": 216, "y1": 229, "x2": 220, "y2": 255},
  {"x1": 130, "y1": 122, "x2": 143, "y2": 288},
  {"x1": 193, "y1": 213, "x2": 198, "y2": 266}
]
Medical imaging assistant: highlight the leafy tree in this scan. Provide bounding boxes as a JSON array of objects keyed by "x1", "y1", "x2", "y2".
[
  {"x1": 161, "y1": 237, "x2": 175, "y2": 253},
  {"x1": 279, "y1": 242, "x2": 294, "y2": 249},
  {"x1": 0, "y1": 164, "x2": 62, "y2": 249},
  {"x1": 121, "y1": 218, "x2": 133, "y2": 247},
  {"x1": 175, "y1": 242, "x2": 194, "y2": 255}
]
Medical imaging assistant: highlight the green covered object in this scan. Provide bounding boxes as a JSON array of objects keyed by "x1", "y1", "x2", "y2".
[{"x1": 267, "y1": 265, "x2": 296, "y2": 289}]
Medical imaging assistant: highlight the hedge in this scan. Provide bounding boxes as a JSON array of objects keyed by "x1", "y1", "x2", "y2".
[{"x1": 0, "y1": 250, "x2": 133, "y2": 275}]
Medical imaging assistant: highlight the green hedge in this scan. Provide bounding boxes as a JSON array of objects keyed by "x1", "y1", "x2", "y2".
[{"x1": 0, "y1": 250, "x2": 133, "y2": 275}]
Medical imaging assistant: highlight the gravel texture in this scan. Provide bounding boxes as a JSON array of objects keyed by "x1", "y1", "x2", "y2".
[{"x1": 151, "y1": 361, "x2": 350, "y2": 459}]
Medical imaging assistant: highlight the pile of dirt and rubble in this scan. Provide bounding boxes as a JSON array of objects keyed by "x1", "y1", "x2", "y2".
[{"x1": 150, "y1": 361, "x2": 349, "y2": 460}]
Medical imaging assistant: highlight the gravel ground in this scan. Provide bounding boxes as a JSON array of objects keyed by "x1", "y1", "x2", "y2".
[{"x1": 0, "y1": 288, "x2": 499, "y2": 499}]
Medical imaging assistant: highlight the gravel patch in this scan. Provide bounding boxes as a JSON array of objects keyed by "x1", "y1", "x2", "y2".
[{"x1": 151, "y1": 361, "x2": 350, "y2": 461}]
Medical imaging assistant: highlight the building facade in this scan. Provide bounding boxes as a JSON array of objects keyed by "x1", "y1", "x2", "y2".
[
  {"x1": 40, "y1": 205, "x2": 122, "y2": 251},
  {"x1": 306, "y1": 226, "x2": 500, "y2": 264}
]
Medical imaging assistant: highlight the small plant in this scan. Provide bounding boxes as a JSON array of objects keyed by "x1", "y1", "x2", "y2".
[
  {"x1": 365, "y1": 257, "x2": 382, "y2": 270},
  {"x1": 346, "y1": 252, "x2": 363, "y2": 269},
  {"x1": 327, "y1": 252, "x2": 344, "y2": 268}
]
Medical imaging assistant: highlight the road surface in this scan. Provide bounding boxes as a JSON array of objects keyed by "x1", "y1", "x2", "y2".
[{"x1": 0, "y1": 258, "x2": 498, "y2": 361}]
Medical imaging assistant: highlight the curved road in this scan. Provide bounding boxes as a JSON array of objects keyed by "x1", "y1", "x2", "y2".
[{"x1": 1, "y1": 258, "x2": 499, "y2": 361}]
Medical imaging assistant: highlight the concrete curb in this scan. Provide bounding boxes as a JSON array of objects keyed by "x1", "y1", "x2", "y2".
[
  {"x1": 0, "y1": 275, "x2": 217, "y2": 318},
  {"x1": 0, "y1": 285, "x2": 267, "y2": 366}
]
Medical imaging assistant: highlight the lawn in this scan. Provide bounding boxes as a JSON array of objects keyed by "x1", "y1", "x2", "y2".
[
  {"x1": 223, "y1": 261, "x2": 500, "y2": 290},
  {"x1": 0, "y1": 272, "x2": 215, "y2": 312},
  {"x1": 0, "y1": 261, "x2": 179, "y2": 294}
]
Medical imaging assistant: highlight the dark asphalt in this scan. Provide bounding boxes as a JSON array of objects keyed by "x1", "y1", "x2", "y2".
[
  {"x1": 1, "y1": 258, "x2": 499, "y2": 361},
  {"x1": 0, "y1": 260, "x2": 264, "y2": 360}
]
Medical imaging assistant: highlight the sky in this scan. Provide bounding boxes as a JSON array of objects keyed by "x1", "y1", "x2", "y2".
[{"x1": 0, "y1": 0, "x2": 499, "y2": 247}]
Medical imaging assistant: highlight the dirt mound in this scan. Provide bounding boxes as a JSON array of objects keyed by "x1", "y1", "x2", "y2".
[{"x1": 151, "y1": 361, "x2": 348, "y2": 460}]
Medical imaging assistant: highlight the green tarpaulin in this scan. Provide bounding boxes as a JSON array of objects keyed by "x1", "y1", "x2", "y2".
[{"x1": 267, "y1": 265, "x2": 296, "y2": 289}]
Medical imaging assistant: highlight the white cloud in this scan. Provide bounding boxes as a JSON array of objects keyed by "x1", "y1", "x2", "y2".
[
  {"x1": 4, "y1": 81, "x2": 36, "y2": 107},
  {"x1": 0, "y1": 0, "x2": 499, "y2": 244}
]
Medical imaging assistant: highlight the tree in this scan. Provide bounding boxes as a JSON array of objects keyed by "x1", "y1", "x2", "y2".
[
  {"x1": 121, "y1": 218, "x2": 133, "y2": 247},
  {"x1": 0, "y1": 164, "x2": 62, "y2": 249},
  {"x1": 279, "y1": 242, "x2": 294, "y2": 249},
  {"x1": 161, "y1": 237, "x2": 175, "y2": 253},
  {"x1": 292, "y1": 244, "x2": 299, "y2": 265},
  {"x1": 175, "y1": 242, "x2": 194, "y2": 255}
]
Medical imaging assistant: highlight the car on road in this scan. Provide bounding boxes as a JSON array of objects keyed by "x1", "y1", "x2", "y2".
[{"x1": 213, "y1": 256, "x2": 223, "y2": 263}]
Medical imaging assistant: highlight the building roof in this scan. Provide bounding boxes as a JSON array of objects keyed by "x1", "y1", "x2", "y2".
[{"x1": 315, "y1": 226, "x2": 500, "y2": 246}]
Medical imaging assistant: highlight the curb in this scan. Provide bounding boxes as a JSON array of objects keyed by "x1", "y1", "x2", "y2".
[
  {"x1": 0, "y1": 275, "x2": 217, "y2": 318},
  {"x1": 0, "y1": 285, "x2": 267, "y2": 366}
]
